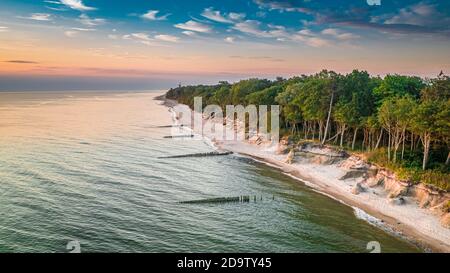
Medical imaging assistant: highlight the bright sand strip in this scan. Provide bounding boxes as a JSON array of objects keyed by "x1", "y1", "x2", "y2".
[
  {"x1": 163, "y1": 97, "x2": 450, "y2": 253},
  {"x1": 218, "y1": 140, "x2": 450, "y2": 253}
]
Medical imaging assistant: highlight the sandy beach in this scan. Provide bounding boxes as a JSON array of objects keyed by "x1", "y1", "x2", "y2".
[
  {"x1": 218, "y1": 140, "x2": 450, "y2": 253},
  {"x1": 161, "y1": 95, "x2": 450, "y2": 253}
]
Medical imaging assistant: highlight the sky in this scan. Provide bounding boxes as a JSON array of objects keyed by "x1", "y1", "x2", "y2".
[{"x1": 0, "y1": 0, "x2": 449, "y2": 90}]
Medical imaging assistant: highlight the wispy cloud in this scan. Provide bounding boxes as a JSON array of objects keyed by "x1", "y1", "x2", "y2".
[
  {"x1": 201, "y1": 7, "x2": 245, "y2": 24},
  {"x1": 182, "y1": 31, "x2": 196, "y2": 36},
  {"x1": 253, "y1": 0, "x2": 310, "y2": 13},
  {"x1": 58, "y1": 0, "x2": 96, "y2": 11},
  {"x1": 4, "y1": 60, "x2": 38, "y2": 64},
  {"x1": 174, "y1": 20, "x2": 212, "y2": 33},
  {"x1": 231, "y1": 19, "x2": 333, "y2": 48},
  {"x1": 154, "y1": 34, "x2": 180, "y2": 43},
  {"x1": 202, "y1": 7, "x2": 232, "y2": 23},
  {"x1": 0, "y1": 26, "x2": 8, "y2": 32},
  {"x1": 229, "y1": 12, "x2": 246, "y2": 21},
  {"x1": 124, "y1": 33, "x2": 156, "y2": 46},
  {"x1": 18, "y1": 13, "x2": 52, "y2": 21},
  {"x1": 321, "y1": 28, "x2": 359, "y2": 40},
  {"x1": 224, "y1": 36, "x2": 235, "y2": 43},
  {"x1": 141, "y1": 10, "x2": 170, "y2": 21},
  {"x1": 64, "y1": 28, "x2": 94, "y2": 38},
  {"x1": 254, "y1": 0, "x2": 450, "y2": 37},
  {"x1": 64, "y1": 30, "x2": 78, "y2": 37},
  {"x1": 297, "y1": 29, "x2": 313, "y2": 36},
  {"x1": 292, "y1": 28, "x2": 350, "y2": 47},
  {"x1": 232, "y1": 20, "x2": 290, "y2": 38},
  {"x1": 383, "y1": 3, "x2": 450, "y2": 28},
  {"x1": 232, "y1": 20, "x2": 272, "y2": 37},
  {"x1": 46, "y1": 6, "x2": 68, "y2": 11},
  {"x1": 292, "y1": 35, "x2": 330, "y2": 47},
  {"x1": 122, "y1": 32, "x2": 180, "y2": 45},
  {"x1": 71, "y1": 27, "x2": 96, "y2": 31},
  {"x1": 131, "y1": 33, "x2": 152, "y2": 41},
  {"x1": 78, "y1": 14, "x2": 106, "y2": 26}
]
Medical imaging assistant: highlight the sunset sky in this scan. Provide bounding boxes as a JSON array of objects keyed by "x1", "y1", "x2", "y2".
[{"x1": 0, "y1": 0, "x2": 449, "y2": 90}]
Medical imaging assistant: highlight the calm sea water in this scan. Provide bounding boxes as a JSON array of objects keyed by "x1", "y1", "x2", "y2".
[{"x1": 0, "y1": 91, "x2": 420, "y2": 253}]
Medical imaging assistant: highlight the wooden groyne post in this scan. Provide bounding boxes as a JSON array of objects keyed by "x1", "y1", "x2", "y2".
[
  {"x1": 179, "y1": 195, "x2": 273, "y2": 204},
  {"x1": 158, "y1": 151, "x2": 233, "y2": 159}
]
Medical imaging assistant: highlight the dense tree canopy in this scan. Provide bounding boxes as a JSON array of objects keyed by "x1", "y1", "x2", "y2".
[{"x1": 166, "y1": 70, "x2": 450, "y2": 190}]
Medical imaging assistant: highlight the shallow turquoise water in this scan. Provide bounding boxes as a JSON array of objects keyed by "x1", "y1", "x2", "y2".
[{"x1": 0, "y1": 91, "x2": 420, "y2": 252}]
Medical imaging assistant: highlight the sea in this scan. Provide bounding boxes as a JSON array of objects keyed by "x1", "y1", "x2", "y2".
[{"x1": 0, "y1": 91, "x2": 420, "y2": 252}]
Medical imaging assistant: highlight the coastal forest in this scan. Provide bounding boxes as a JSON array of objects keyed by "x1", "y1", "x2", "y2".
[{"x1": 166, "y1": 70, "x2": 450, "y2": 191}]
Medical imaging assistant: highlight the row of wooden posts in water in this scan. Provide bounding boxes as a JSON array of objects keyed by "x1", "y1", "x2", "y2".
[
  {"x1": 157, "y1": 124, "x2": 274, "y2": 205},
  {"x1": 158, "y1": 151, "x2": 233, "y2": 159},
  {"x1": 179, "y1": 195, "x2": 275, "y2": 204}
]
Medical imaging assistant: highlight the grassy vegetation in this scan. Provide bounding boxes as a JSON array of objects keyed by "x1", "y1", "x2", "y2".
[
  {"x1": 444, "y1": 201, "x2": 450, "y2": 213},
  {"x1": 366, "y1": 148, "x2": 450, "y2": 191}
]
